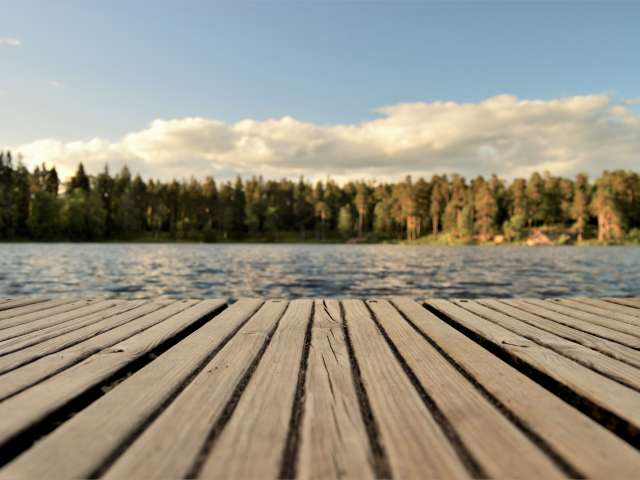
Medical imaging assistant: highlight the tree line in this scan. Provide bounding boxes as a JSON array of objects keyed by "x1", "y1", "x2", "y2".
[{"x1": 1, "y1": 150, "x2": 639, "y2": 243}]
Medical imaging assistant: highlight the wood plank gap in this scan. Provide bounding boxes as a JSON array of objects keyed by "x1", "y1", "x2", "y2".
[
  {"x1": 504, "y1": 299, "x2": 640, "y2": 350},
  {"x1": 296, "y1": 300, "x2": 375, "y2": 479},
  {"x1": 338, "y1": 300, "x2": 392, "y2": 478},
  {"x1": 0, "y1": 299, "x2": 50, "y2": 314},
  {"x1": 390, "y1": 299, "x2": 582, "y2": 478},
  {"x1": 554, "y1": 298, "x2": 640, "y2": 326},
  {"x1": 278, "y1": 301, "x2": 314, "y2": 479},
  {"x1": 424, "y1": 300, "x2": 640, "y2": 448},
  {"x1": 604, "y1": 298, "x2": 640, "y2": 309},
  {"x1": 0, "y1": 301, "x2": 195, "y2": 402},
  {"x1": 481, "y1": 299, "x2": 640, "y2": 370},
  {"x1": 457, "y1": 300, "x2": 640, "y2": 393},
  {"x1": 365, "y1": 300, "x2": 486, "y2": 478},
  {"x1": 100, "y1": 300, "x2": 282, "y2": 480},
  {"x1": 195, "y1": 300, "x2": 313, "y2": 479},
  {"x1": 0, "y1": 300, "x2": 135, "y2": 357},
  {"x1": 0, "y1": 299, "x2": 103, "y2": 343},
  {"x1": 0, "y1": 300, "x2": 227, "y2": 466},
  {"x1": 523, "y1": 299, "x2": 640, "y2": 341}
]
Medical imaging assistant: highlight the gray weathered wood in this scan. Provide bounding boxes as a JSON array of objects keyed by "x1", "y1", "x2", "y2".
[
  {"x1": 0, "y1": 299, "x2": 80, "y2": 332},
  {"x1": 198, "y1": 299, "x2": 312, "y2": 479},
  {"x1": 368, "y1": 299, "x2": 563, "y2": 478},
  {"x1": 604, "y1": 297, "x2": 640, "y2": 309},
  {"x1": 0, "y1": 301, "x2": 149, "y2": 374},
  {"x1": 297, "y1": 300, "x2": 375, "y2": 480},
  {"x1": 0, "y1": 298, "x2": 49, "y2": 314},
  {"x1": 102, "y1": 300, "x2": 279, "y2": 479},
  {"x1": 343, "y1": 299, "x2": 469, "y2": 479},
  {"x1": 3, "y1": 299, "x2": 261, "y2": 480},
  {"x1": 427, "y1": 299, "x2": 640, "y2": 434},
  {"x1": 571, "y1": 297, "x2": 640, "y2": 318},
  {"x1": 555, "y1": 298, "x2": 640, "y2": 327},
  {"x1": 479, "y1": 299, "x2": 640, "y2": 370},
  {"x1": 396, "y1": 298, "x2": 640, "y2": 477},
  {"x1": 524, "y1": 298, "x2": 640, "y2": 339},
  {"x1": 503, "y1": 299, "x2": 640, "y2": 349},
  {"x1": 0, "y1": 300, "x2": 226, "y2": 449},
  {"x1": 0, "y1": 299, "x2": 61, "y2": 322},
  {"x1": 0, "y1": 300, "x2": 196, "y2": 401},
  {"x1": 457, "y1": 300, "x2": 640, "y2": 391},
  {"x1": 0, "y1": 300, "x2": 128, "y2": 351}
]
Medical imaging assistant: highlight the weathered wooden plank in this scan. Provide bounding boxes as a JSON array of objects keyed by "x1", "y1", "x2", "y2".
[
  {"x1": 457, "y1": 300, "x2": 640, "y2": 391},
  {"x1": 0, "y1": 299, "x2": 81, "y2": 332},
  {"x1": 101, "y1": 300, "x2": 279, "y2": 479},
  {"x1": 524, "y1": 298, "x2": 640, "y2": 339},
  {"x1": 197, "y1": 299, "x2": 312, "y2": 479},
  {"x1": 479, "y1": 299, "x2": 640, "y2": 370},
  {"x1": 296, "y1": 300, "x2": 375, "y2": 480},
  {"x1": 0, "y1": 299, "x2": 62, "y2": 322},
  {"x1": 342, "y1": 299, "x2": 468, "y2": 478},
  {"x1": 0, "y1": 301, "x2": 149, "y2": 374},
  {"x1": 0, "y1": 299, "x2": 226, "y2": 449},
  {"x1": 604, "y1": 297, "x2": 640, "y2": 309},
  {"x1": 396, "y1": 298, "x2": 640, "y2": 477},
  {"x1": 0, "y1": 300, "x2": 125, "y2": 349},
  {"x1": 368, "y1": 299, "x2": 563, "y2": 478},
  {"x1": 427, "y1": 300, "x2": 640, "y2": 436},
  {"x1": 503, "y1": 299, "x2": 640, "y2": 349},
  {"x1": 555, "y1": 298, "x2": 640, "y2": 327},
  {"x1": 0, "y1": 300, "x2": 197, "y2": 401},
  {"x1": 572, "y1": 297, "x2": 640, "y2": 318},
  {"x1": 0, "y1": 298, "x2": 49, "y2": 314},
  {"x1": 2, "y1": 299, "x2": 262, "y2": 480}
]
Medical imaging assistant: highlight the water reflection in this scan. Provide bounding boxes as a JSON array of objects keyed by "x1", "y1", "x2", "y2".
[{"x1": 0, "y1": 243, "x2": 639, "y2": 299}]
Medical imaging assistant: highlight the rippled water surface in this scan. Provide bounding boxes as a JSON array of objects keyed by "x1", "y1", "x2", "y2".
[{"x1": 1, "y1": 243, "x2": 639, "y2": 299}]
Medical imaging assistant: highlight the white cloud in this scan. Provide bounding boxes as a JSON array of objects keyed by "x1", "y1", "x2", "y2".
[
  {"x1": 0, "y1": 37, "x2": 21, "y2": 47},
  {"x1": 48, "y1": 80, "x2": 63, "y2": 89},
  {"x1": 8, "y1": 94, "x2": 640, "y2": 182}
]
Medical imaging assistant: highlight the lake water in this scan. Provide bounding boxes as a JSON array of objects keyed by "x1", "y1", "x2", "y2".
[{"x1": 1, "y1": 243, "x2": 639, "y2": 299}]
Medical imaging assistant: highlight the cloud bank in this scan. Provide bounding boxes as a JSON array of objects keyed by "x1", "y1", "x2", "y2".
[
  {"x1": 10, "y1": 94, "x2": 640, "y2": 182},
  {"x1": 0, "y1": 37, "x2": 21, "y2": 47}
]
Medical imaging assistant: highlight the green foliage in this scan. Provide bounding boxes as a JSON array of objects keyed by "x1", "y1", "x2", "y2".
[
  {"x1": 2, "y1": 151, "x2": 640, "y2": 243},
  {"x1": 502, "y1": 214, "x2": 527, "y2": 242},
  {"x1": 337, "y1": 206, "x2": 353, "y2": 238}
]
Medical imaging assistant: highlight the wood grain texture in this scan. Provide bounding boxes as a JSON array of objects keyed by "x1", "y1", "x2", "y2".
[
  {"x1": 0, "y1": 300, "x2": 225, "y2": 449},
  {"x1": 198, "y1": 299, "x2": 312, "y2": 479},
  {"x1": 297, "y1": 300, "x2": 375, "y2": 480},
  {"x1": 604, "y1": 297, "x2": 640, "y2": 309},
  {"x1": 0, "y1": 299, "x2": 57, "y2": 320},
  {"x1": 0, "y1": 300, "x2": 132, "y2": 354},
  {"x1": 479, "y1": 299, "x2": 640, "y2": 370},
  {"x1": 555, "y1": 298, "x2": 640, "y2": 327},
  {"x1": 0, "y1": 300, "x2": 148, "y2": 374},
  {"x1": 343, "y1": 299, "x2": 469, "y2": 479},
  {"x1": 457, "y1": 300, "x2": 640, "y2": 391},
  {"x1": 0, "y1": 300, "x2": 196, "y2": 401},
  {"x1": 0, "y1": 299, "x2": 101, "y2": 342},
  {"x1": 368, "y1": 299, "x2": 563, "y2": 478},
  {"x1": 103, "y1": 300, "x2": 281, "y2": 479},
  {"x1": 398, "y1": 298, "x2": 640, "y2": 477},
  {"x1": 502, "y1": 299, "x2": 640, "y2": 349},
  {"x1": 571, "y1": 297, "x2": 640, "y2": 318},
  {"x1": 523, "y1": 298, "x2": 640, "y2": 339},
  {"x1": 3, "y1": 299, "x2": 260, "y2": 480},
  {"x1": 427, "y1": 299, "x2": 640, "y2": 434}
]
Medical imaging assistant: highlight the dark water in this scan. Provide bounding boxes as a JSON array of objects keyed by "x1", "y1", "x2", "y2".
[{"x1": 0, "y1": 243, "x2": 639, "y2": 299}]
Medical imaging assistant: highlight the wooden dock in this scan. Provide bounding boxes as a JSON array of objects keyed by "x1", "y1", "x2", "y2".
[{"x1": 0, "y1": 296, "x2": 639, "y2": 478}]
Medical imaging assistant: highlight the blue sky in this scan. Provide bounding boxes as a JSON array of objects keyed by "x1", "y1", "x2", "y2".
[{"x1": 2, "y1": 1, "x2": 640, "y2": 180}]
